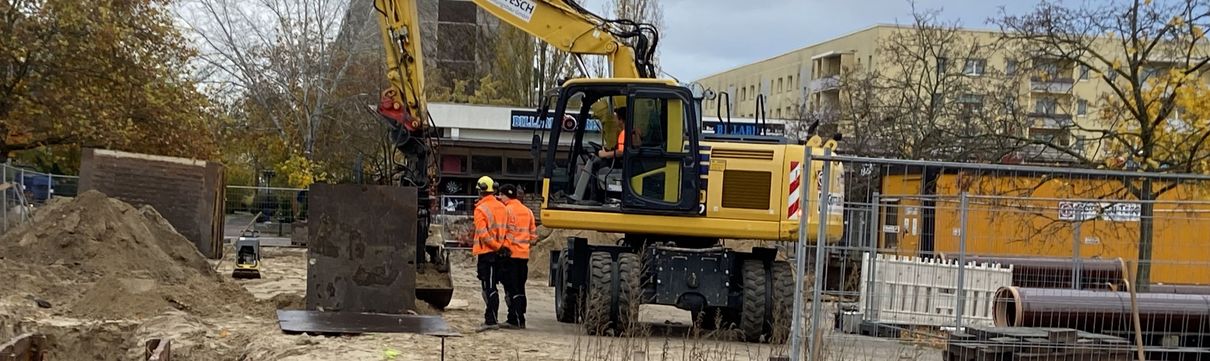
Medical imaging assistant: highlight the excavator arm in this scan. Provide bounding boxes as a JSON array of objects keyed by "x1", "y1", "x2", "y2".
[{"x1": 471, "y1": 0, "x2": 655, "y2": 79}]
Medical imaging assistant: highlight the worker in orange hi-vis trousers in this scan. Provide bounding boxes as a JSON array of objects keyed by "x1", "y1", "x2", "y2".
[
  {"x1": 498, "y1": 184, "x2": 535, "y2": 329},
  {"x1": 472, "y1": 176, "x2": 509, "y2": 332}
]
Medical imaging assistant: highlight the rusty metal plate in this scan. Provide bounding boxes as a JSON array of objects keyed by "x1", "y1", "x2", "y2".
[
  {"x1": 307, "y1": 184, "x2": 418, "y2": 314},
  {"x1": 276, "y1": 310, "x2": 457, "y2": 336}
]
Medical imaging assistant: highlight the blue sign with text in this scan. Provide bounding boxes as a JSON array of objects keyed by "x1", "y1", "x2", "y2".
[{"x1": 510, "y1": 110, "x2": 601, "y2": 132}]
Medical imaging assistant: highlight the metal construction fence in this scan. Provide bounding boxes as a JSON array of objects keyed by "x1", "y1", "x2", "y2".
[
  {"x1": 795, "y1": 153, "x2": 1210, "y2": 361},
  {"x1": 1, "y1": 164, "x2": 79, "y2": 233}
]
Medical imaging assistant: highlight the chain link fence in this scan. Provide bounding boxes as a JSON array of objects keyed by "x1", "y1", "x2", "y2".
[
  {"x1": 223, "y1": 186, "x2": 307, "y2": 238},
  {"x1": 796, "y1": 153, "x2": 1210, "y2": 360}
]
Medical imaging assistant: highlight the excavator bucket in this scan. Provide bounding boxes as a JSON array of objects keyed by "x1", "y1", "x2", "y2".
[{"x1": 415, "y1": 224, "x2": 454, "y2": 309}]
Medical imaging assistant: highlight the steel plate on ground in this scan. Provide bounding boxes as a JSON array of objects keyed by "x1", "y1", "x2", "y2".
[
  {"x1": 276, "y1": 310, "x2": 457, "y2": 336},
  {"x1": 307, "y1": 184, "x2": 418, "y2": 314}
]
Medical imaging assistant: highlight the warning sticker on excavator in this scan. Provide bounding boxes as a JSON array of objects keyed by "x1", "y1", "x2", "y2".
[{"x1": 487, "y1": 0, "x2": 536, "y2": 22}]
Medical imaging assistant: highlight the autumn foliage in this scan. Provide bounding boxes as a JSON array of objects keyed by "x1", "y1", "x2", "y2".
[{"x1": 1, "y1": 0, "x2": 219, "y2": 169}]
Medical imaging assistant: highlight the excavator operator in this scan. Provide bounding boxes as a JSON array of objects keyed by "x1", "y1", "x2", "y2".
[{"x1": 573, "y1": 106, "x2": 639, "y2": 203}]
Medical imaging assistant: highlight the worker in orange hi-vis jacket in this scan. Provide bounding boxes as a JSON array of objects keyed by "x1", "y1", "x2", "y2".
[
  {"x1": 498, "y1": 184, "x2": 535, "y2": 329},
  {"x1": 472, "y1": 176, "x2": 509, "y2": 332}
]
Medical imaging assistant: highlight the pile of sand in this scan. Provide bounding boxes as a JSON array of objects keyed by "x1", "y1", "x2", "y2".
[
  {"x1": 0, "y1": 190, "x2": 267, "y2": 320},
  {"x1": 527, "y1": 227, "x2": 621, "y2": 280}
]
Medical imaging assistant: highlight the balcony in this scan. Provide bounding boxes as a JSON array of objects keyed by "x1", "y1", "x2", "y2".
[
  {"x1": 1028, "y1": 113, "x2": 1074, "y2": 128},
  {"x1": 1029, "y1": 77, "x2": 1075, "y2": 94},
  {"x1": 1018, "y1": 144, "x2": 1081, "y2": 163},
  {"x1": 809, "y1": 75, "x2": 840, "y2": 92}
]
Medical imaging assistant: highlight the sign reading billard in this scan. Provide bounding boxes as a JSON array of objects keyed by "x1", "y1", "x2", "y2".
[{"x1": 509, "y1": 110, "x2": 602, "y2": 133}]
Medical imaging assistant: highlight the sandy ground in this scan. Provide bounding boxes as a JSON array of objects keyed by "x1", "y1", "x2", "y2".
[
  {"x1": 2, "y1": 232, "x2": 938, "y2": 360},
  {"x1": 200, "y1": 246, "x2": 941, "y2": 361}
]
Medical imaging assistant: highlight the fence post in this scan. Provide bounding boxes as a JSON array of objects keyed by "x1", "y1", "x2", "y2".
[
  {"x1": 1072, "y1": 222, "x2": 1082, "y2": 289},
  {"x1": 789, "y1": 149, "x2": 813, "y2": 361},
  {"x1": 865, "y1": 192, "x2": 880, "y2": 320},
  {"x1": 2, "y1": 164, "x2": 7, "y2": 231},
  {"x1": 807, "y1": 149, "x2": 833, "y2": 361},
  {"x1": 955, "y1": 192, "x2": 969, "y2": 329}
]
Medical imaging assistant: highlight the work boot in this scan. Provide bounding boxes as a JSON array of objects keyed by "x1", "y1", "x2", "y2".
[
  {"x1": 502, "y1": 321, "x2": 525, "y2": 330},
  {"x1": 475, "y1": 323, "x2": 499, "y2": 333}
]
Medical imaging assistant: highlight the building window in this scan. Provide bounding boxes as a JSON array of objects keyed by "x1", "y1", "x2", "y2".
[
  {"x1": 1073, "y1": 136, "x2": 1087, "y2": 155},
  {"x1": 441, "y1": 154, "x2": 468, "y2": 174},
  {"x1": 936, "y1": 57, "x2": 949, "y2": 76},
  {"x1": 471, "y1": 155, "x2": 503, "y2": 174},
  {"x1": 1077, "y1": 99, "x2": 1088, "y2": 116},
  {"x1": 1006, "y1": 60, "x2": 1019, "y2": 75},
  {"x1": 1034, "y1": 98, "x2": 1057, "y2": 114},
  {"x1": 777, "y1": 78, "x2": 784, "y2": 93},
  {"x1": 775, "y1": 108, "x2": 782, "y2": 118},
  {"x1": 958, "y1": 94, "x2": 984, "y2": 115},
  {"x1": 1079, "y1": 65, "x2": 1090, "y2": 80},
  {"x1": 739, "y1": 87, "x2": 746, "y2": 101},
  {"x1": 963, "y1": 58, "x2": 986, "y2": 76},
  {"x1": 506, "y1": 157, "x2": 535, "y2": 175},
  {"x1": 787, "y1": 75, "x2": 794, "y2": 91}
]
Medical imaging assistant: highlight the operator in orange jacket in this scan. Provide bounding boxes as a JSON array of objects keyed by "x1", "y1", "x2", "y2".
[
  {"x1": 472, "y1": 176, "x2": 510, "y2": 332},
  {"x1": 498, "y1": 184, "x2": 536, "y2": 329}
]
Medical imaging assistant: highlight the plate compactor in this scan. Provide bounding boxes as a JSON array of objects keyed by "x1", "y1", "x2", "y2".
[{"x1": 232, "y1": 230, "x2": 262, "y2": 279}]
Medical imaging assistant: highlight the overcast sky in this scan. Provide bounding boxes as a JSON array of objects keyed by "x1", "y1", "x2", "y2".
[{"x1": 584, "y1": 0, "x2": 1044, "y2": 81}]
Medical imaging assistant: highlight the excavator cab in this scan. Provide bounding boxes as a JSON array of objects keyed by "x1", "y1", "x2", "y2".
[{"x1": 543, "y1": 79, "x2": 703, "y2": 216}]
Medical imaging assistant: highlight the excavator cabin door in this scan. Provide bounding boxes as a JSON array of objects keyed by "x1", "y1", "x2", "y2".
[{"x1": 620, "y1": 87, "x2": 701, "y2": 214}]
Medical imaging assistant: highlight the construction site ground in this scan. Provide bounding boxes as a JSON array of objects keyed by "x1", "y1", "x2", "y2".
[{"x1": 0, "y1": 193, "x2": 938, "y2": 360}]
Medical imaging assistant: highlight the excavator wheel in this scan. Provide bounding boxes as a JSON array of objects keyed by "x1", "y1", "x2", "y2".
[
  {"x1": 554, "y1": 249, "x2": 579, "y2": 323},
  {"x1": 740, "y1": 260, "x2": 768, "y2": 342},
  {"x1": 583, "y1": 252, "x2": 613, "y2": 335},
  {"x1": 613, "y1": 253, "x2": 641, "y2": 335},
  {"x1": 769, "y1": 261, "x2": 794, "y2": 344}
]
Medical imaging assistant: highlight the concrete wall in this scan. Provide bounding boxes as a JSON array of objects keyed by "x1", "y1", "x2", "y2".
[{"x1": 78, "y1": 148, "x2": 225, "y2": 259}]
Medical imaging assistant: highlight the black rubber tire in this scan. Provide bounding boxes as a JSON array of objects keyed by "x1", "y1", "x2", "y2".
[
  {"x1": 769, "y1": 261, "x2": 794, "y2": 344},
  {"x1": 740, "y1": 260, "x2": 767, "y2": 342},
  {"x1": 583, "y1": 252, "x2": 613, "y2": 335},
  {"x1": 614, "y1": 253, "x2": 641, "y2": 335},
  {"x1": 554, "y1": 250, "x2": 579, "y2": 323}
]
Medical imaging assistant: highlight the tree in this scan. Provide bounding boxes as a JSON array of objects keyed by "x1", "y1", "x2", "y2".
[
  {"x1": 792, "y1": 4, "x2": 1026, "y2": 161},
  {"x1": 994, "y1": 0, "x2": 1210, "y2": 287},
  {"x1": 1, "y1": 0, "x2": 218, "y2": 170},
  {"x1": 183, "y1": 0, "x2": 360, "y2": 186}
]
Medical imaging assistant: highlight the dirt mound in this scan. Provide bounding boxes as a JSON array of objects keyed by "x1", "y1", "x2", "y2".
[
  {"x1": 0, "y1": 190, "x2": 267, "y2": 320},
  {"x1": 527, "y1": 227, "x2": 621, "y2": 280}
]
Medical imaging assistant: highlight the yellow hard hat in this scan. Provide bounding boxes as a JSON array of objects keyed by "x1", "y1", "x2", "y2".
[{"x1": 476, "y1": 176, "x2": 496, "y2": 193}]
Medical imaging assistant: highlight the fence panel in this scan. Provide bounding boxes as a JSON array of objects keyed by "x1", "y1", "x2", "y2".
[
  {"x1": 802, "y1": 154, "x2": 1210, "y2": 361},
  {"x1": 1, "y1": 164, "x2": 80, "y2": 234}
]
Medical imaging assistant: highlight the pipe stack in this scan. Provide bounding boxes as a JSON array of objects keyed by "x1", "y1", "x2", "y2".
[{"x1": 994, "y1": 286, "x2": 1210, "y2": 334}]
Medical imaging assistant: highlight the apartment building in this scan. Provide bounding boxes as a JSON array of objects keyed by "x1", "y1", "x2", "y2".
[{"x1": 695, "y1": 24, "x2": 1207, "y2": 160}]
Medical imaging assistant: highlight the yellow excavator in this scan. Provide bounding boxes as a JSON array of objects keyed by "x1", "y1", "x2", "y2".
[{"x1": 373, "y1": 0, "x2": 844, "y2": 342}]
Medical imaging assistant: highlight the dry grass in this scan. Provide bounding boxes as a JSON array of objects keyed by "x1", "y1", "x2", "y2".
[{"x1": 560, "y1": 253, "x2": 938, "y2": 361}]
